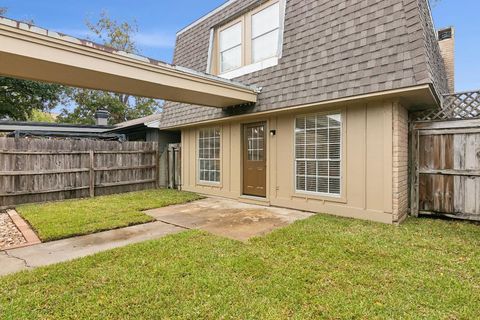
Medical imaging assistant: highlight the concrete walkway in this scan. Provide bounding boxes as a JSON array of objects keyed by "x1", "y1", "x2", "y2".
[
  {"x1": 0, "y1": 197, "x2": 313, "y2": 277},
  {"x1": 0, "y1": 221, "x2": 183, "y2": 276}
]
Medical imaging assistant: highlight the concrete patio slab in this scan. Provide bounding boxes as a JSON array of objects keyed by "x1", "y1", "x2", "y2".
[
  {"x1": 145, "y1": 197, "x2": 314, "y2": 241},
  {"x1": 0, "y1": 221, "x2": 183, "y2": 276},
  {"x1": 0, "y1": 197, "x2": 313, "y2": 277}
]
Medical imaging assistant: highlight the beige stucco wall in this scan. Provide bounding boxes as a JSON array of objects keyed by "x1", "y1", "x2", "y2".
[{"x1": 181, "y1": 100, "x2": 408, "y2": 224}]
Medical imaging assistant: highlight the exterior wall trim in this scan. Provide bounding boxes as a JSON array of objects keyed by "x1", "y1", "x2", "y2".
[
  {"x1": 206, "y1": 28, "x2": 215, "y2": 73},
  {"x1": 220, "y1": 56, "x2": 279, "y2": 79},
  {"x1": 161, "y1": 84, "x2": 436, "y2": 129}
]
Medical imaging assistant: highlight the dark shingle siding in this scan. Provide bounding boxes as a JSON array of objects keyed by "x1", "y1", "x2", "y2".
[
  {"x1": 161, "y1": 0, "x2": 448, "y2": 128},
  {"x1": 415, "y1": 0, "x2": 449, "y2": 96}
]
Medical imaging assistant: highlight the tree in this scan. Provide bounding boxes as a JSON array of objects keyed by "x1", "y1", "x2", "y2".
[
  {"x1": 86, "y1": 11, "x2": 139, "y2": 54},
  {"x1": 59, "y1": 12, "x2": 161, "y2": 125},
  {"x1": 0, "y1": 7, "x2": 65, "y2": 121},
  {"x1": 0, "y1": 77, "x2": 66, "y2": 121},
  {"x1": 59, "y1": 88, "x2": 160, "y2": 125},
  {"x1": 28, "y1": 109, "x2": 57, "y2": 123}
]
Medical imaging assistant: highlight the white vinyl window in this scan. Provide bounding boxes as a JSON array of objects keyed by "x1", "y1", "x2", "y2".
[
  {"x1": 251, "y1": 2, "x2": 280, "y2": 63},
  {"x1": 198, "y1": 127, "x2": 221, "y2": 183},
  {"x1": 214, "y1": 0, "x2": 284, "y2": 77},
  {"x1": 219, "y1": 22, "x2": 242, "y2": 73},
  {"x1": 295, "y1": 113, "x2": 342, "y2": 196}
]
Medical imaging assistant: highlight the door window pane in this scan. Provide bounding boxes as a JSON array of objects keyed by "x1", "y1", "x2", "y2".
[{"x1": 247, "y1": 125, "x2": 265, "y2": 161}]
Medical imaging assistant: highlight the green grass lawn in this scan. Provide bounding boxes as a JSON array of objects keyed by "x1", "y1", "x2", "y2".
[
  {"x1": 1, "y1": 215, "x2": 479, "y2": 319},
  {"x1": 16, "y1": 189, "x2": 202, "y2": 242}
]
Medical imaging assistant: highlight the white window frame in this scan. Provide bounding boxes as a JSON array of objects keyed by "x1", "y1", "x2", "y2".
[
  {"x1": 294, "y1": 112, "x2": 343, "y2": 198},
  {"x1": 219, "y1": 22, "x2": 243, "y2": 74},
  {"x1": 197, "y1": 127, "x2": 221, "y2": 185},
  {"x1": 251, "y1": 1, "x2": 281, "y2": 64},
  {"x1": 209, "y1": 0, "x2": 287, "y2": 79}
]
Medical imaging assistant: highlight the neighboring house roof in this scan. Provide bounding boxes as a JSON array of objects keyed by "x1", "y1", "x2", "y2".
[
  {"x1": 0, "y1": 114, "x2": 163, "y2": 136},
  {"x1": 0, "y1": 121, "x2": 113, "y2": 133},
  {"x1": 7, "y1": 130, "x2": 125, "y2": 141},
  {"x1": 109, "y1": 113, "x2": 163, "y2": 132},
  {"x1": 161, "y1": 0, "x2": 449, "y2": 128}
]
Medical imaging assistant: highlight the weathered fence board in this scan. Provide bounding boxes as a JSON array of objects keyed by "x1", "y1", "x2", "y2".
[
  {"x1": 411, "y1": 120, "x2": 480, "y2": 219},
  {"x1": 0, "y1": 138, "x2": 158, "y2": 208}
]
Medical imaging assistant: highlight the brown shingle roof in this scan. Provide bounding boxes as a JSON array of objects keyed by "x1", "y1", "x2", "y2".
[
  {"x1": 114, "y1": 113, "x2": 163, "y2": 129},
  {"x1": 161, "y1": 0, "x2": 448, "y2": 128}
]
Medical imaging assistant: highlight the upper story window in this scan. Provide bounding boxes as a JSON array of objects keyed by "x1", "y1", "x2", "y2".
[
  {"x1": 219, "y1": 22, "x2": 242, "y2": 73},
  {"x1": 210, "y1": 0, "x2": 285, "y2": 79},
  {"x1": 251, "y1": 2, "x2": 280, "y2": 63}
]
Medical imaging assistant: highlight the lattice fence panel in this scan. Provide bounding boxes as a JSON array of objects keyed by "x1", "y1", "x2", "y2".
[{"x1": 413, "y1": 90, "x2": 480, "y2": 121}]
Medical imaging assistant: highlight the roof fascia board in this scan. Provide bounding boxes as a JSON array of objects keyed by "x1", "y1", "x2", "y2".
[
  {"x1": 146, "y1": 120, "x2": 162, "y2": 128},
  {"x1": 177, "y1": 0, "x2": 239, "y2": 36},
  {"x1": 0, "y1": 124, "x2": 109, "y2": 133},
  {"x1": 161, "y1": 84, "x2": 437, "y2": 130}
]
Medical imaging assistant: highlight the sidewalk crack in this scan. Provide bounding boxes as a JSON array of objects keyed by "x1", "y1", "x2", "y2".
[
  {"x1": 156, "y1": 219, "x2": 192, "y2": 231},
  {"x1": 3, "y1": 250, "x2": 32, "y2": 269}
]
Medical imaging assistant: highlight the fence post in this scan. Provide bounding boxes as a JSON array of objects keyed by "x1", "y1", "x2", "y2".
[
  {"x1": 409, "y1": 126, "x2": 419, "y2": 217},
  {"x1": 89, "y1": 150, "x2": 95, "y2": 197},
  {"x1": 168, "y1": 146, "x2": 174, "y2": 189},
  {"x1": 175, "y1": 145, "x2": 181, "y2": 190},
  {"x1": 155, "y1": 144, "x2": 160, "y2": 189}
]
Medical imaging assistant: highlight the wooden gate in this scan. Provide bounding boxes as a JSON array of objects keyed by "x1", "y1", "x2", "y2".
[{"x1": 411, "y1": 119, "x2": 480, "y2": 220}]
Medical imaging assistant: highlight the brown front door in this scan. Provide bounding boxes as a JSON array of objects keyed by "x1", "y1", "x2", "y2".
[{"x1": 243, "y1": 122, "x2": 267, "y2": 197}]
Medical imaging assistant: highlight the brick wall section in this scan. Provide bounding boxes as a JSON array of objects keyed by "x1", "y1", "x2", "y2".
[
  {"x1": 438, "y1": 31, "x2": 455, "y2": 93},
  {"x1": 161, "y1": 0, "x2": 448, "y2": 128},
  {"x1": 392, "y1": 102, "x2": 409, "y2": 223},
  {"x1": 412, "y1": 0, "x2": 449, "y2": 97}
]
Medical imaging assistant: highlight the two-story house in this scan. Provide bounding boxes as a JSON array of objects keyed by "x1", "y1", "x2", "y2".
[{"x1": 159, "y1": 0, "x2": 452, "y2": 224}]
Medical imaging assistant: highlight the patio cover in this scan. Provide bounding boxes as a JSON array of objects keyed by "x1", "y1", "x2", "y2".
[{"x1": 0, "y1": 17, "x2": 258, "y2": 108}]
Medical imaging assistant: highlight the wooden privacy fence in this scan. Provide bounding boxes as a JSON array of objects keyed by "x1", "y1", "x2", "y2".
[
  {"x1": 0, "y1": 138, "x2": 159, "y2": 208},
  {"x1": 411, "y1": 119, "x2": 480, "y2": 220}
]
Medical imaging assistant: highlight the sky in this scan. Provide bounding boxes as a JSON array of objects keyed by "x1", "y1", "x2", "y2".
[{"x1": 1, "y1": 0, "x2": 479, "y2": 92}]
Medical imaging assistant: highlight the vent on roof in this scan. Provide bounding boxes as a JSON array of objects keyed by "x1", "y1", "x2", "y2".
[{"x1": 438, "y1": 28, "x2": 453, "y2": 41}]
